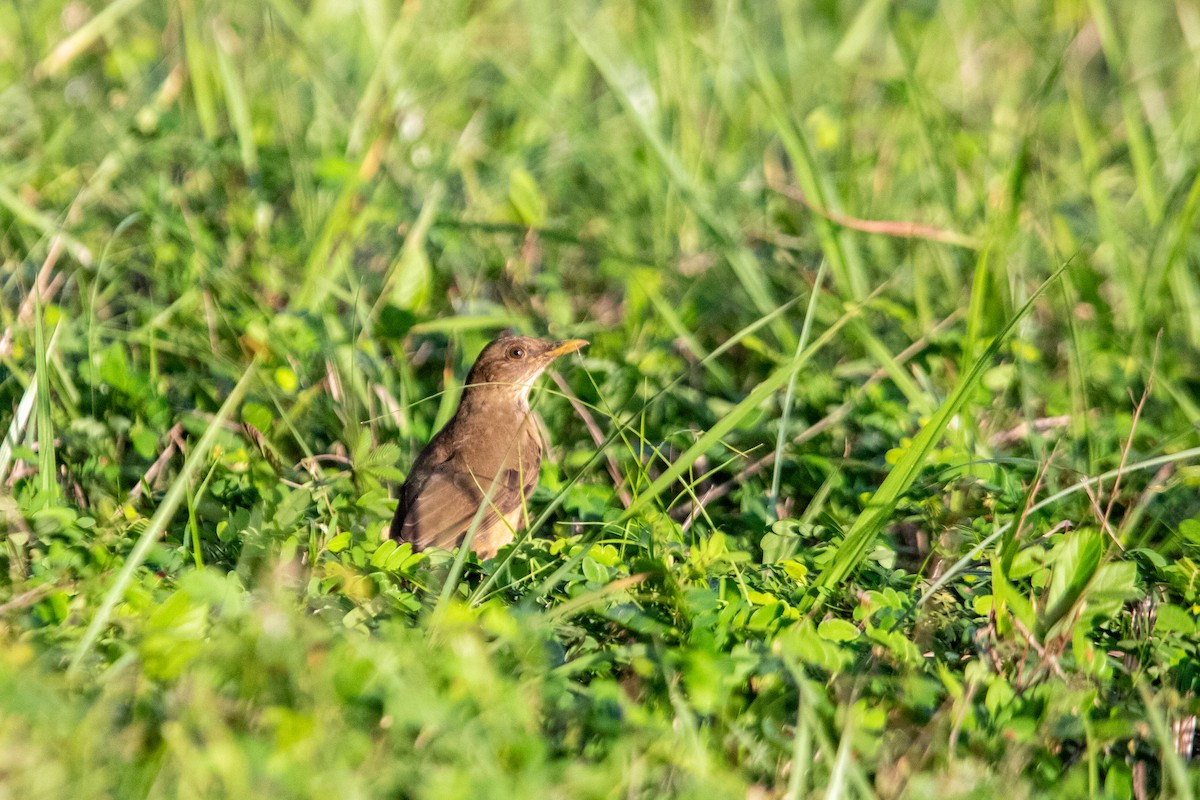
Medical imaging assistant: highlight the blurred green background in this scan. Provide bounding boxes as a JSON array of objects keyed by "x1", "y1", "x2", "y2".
[{"x1": 2, "y1": 1, "x2": 1200, "y2": 797}]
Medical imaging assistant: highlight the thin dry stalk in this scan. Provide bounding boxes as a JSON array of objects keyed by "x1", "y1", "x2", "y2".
[
  {"x1": 987, "y1": 415, "x2": 1074, "y2": 447},
  {"x1": 770, "y1": 180, "x2": 981, "y2": 249},
  {"x1": 0, "y1": 236, "x2": 66, "y2": 360},
  {"x1": 1079, "y1": 476, "x2": 1123, "y2": 550},
  {"x1": 1008, "y1": 614, "x2": 1067, "y2": 684},
  {"x1": 0, "y1": 584, "x2": 59, "y2": 615},
  {"x1": 1103, "y1": 338, "x2": 1158, "y2": 532},
  {"x1": 1008, "y1": 444, "x2": 1059, "y2": 551}
]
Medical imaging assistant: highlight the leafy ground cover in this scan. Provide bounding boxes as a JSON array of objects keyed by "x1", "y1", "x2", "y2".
[{"x1": 2, "y1": 1, "x2": 1200, "y2": 797}]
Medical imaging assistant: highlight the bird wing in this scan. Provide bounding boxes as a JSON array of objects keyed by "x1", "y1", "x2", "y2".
[
  {"x1": 391, "y1": 457, "x2": 527, "y2": 552},
  {"x1": 389, "y1": 424, "x2": 544, "y2": 554},
  {"x1": 519, "y1": 426, "x2": 542, "y2": 504}
]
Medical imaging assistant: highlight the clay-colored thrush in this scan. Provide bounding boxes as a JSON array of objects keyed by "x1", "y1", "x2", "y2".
[{"x1": 389, "y1": 335, "x2": 588, "y2": 559}]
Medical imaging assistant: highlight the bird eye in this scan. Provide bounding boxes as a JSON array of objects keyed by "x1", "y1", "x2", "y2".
[{"x1": 506, "y1": 346, "x2": 526, "y2": 360}]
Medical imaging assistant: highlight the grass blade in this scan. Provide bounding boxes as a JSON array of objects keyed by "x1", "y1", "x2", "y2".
[
  {"x1": 33, "y1": 291, "x2": 57, "y2": 499},
  {"x1": 213, "y1": 25, "x2": 260, "y2": 181},
  {"x1": 768, "y1": 261, "x2": 827, "y2": 519}
]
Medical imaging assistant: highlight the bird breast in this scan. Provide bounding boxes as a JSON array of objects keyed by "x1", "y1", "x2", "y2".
[{"x1": 450, "y1": 407, "x2": 543, "y2": 481}]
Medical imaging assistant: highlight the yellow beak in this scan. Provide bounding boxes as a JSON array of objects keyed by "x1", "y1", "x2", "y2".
[{"x1": 545, "y1": 339, "x2": 589, "y2": 358}]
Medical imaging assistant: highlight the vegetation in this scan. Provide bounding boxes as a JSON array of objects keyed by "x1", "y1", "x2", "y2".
[{"x1": 2, "y1": 0, "x2": 1199, "y2": 796}]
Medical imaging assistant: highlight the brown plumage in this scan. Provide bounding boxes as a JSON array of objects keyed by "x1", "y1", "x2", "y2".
[{"x1": 389, "y1": 335, "x2": 588, "y2": 559}]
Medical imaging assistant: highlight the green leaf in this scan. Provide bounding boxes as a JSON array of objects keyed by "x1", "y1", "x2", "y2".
[
  {"x1": 384, "y1": 542, "x2": 416, "y2": 572},
  {"x1": 581, "y1": 556, "x2": 609, "y2": 584},
  {"x1": 508, "y1": 167, "x2": 547, "y2": 227},
  {"x1": 1180, "y1": 517, "x2": 1200, "y2": 545},
  {"x1": 371, "y1": 539, "x2": 398, "y2": 568},
  {"x1": 747, "y1": 601, "x2": 784, "y2": 631},
  {"x1": 99, "y1": 342, "x2": 134, "y2": 395},
  {"x1": 865, "y1": 625, "x2": 922, "y2": 666},
  {"x1": 1081, "y1": 561, "x2": 1139, "y2": 625},
  {"x1": 273, "y1": 488, "x2": 310, "y2": 530},
  {"x1": 130, "y1": 424, "x2": 160, "y2": 460},
  {"x1": 817, "y1": 618, "x2": 860, "y2": 642},
  {"x1": 992, "y1": 553, "x2": 1037, "y2": 635},
  {"x1": 984, "y1": 678, "x2": 1015, "y2": 718},
  {"x1": 776, "y1": 620, "x2": 853, "y2": 672},
  {"x1": 274, "y1": 366, "x2": 299, "y2": 394},
  {"x1": 392, "y1": 241, "x2": 431, "y2": 312},
  {"x1": 779, "y1": 559, "x2": 809, "y2": 584},
  {"x1": 242, "y1": 402, "x2": 273, "y2": 432},
  {"x1": 366, "y1": 442, "x2": 401, "y2": 466},
  {"x1": 1155, "y1": 603, "x2": 1197, "y2": 634},
  {"x1": 1039, "y1": 528, "x2": 1103, "y2": 638}
]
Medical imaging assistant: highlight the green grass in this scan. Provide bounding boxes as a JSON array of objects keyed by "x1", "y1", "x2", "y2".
[{"x1": 3, "y1": 1, "x2": 1200, "y2": 797}]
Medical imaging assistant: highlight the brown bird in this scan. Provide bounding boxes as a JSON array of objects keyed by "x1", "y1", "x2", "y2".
[{"x1": 389, "y1": 335, "x2": 588, "y2": 559}]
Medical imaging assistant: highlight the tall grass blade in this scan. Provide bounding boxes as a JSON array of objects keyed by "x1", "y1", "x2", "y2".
[
  {"x1": 747, "y1": 41, "x2": 865, "y2": 301},
  {"x1": 33, "y1": 291, "x2": 57, "y2": 499},
  {"x1": 213, "y1": 26, "x2": 260, "y2": 181},
  {"x1": 769, "y1": 262, "x2": 827, "y2": 519}
]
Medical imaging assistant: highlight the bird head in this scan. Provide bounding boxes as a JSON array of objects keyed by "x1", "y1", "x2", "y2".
[{"x1": 463, "y1": 335, "x2": 588, "y2": 405}]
